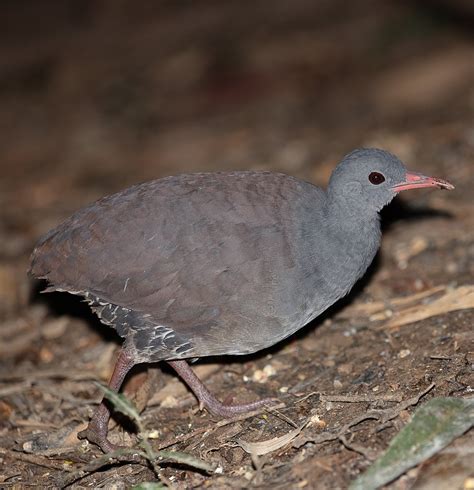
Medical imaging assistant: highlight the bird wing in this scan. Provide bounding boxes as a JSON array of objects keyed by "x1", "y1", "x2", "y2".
[{"x1": 31, "y1": 172, "x2": 321, "y2": 349}]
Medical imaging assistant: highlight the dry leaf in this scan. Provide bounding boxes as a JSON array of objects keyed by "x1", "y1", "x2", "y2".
[
  {"x1": 338, "y1": 285, "x2": 474, "y2": 330},
  {"x1": 339, "y1": 286, "x2": 446, "y2": 318},
  {"x1": 236, "y1": 422, "x2": 307, "y2": 456},
  {"x1": 384, "y1": 286, "x2": 474, "y2": 330}
]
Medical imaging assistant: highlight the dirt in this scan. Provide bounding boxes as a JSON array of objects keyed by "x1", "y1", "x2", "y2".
[{"x1": 0, "y1": 1, "x2": 473, "y2": 488}]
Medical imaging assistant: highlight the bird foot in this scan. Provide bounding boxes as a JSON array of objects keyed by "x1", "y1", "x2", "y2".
[
  {"x1": 202, "y1": 395, "x2": 279, "y2": 418},
  {"x1": 77, "y1": 402, "x2": 126, "y2": 453},
  {"x1": 78, "y1": 423, "x2": 122, "y2": 453},
  {"x1": 167, "y1": 360, "x2": 280, "y2": 418}
]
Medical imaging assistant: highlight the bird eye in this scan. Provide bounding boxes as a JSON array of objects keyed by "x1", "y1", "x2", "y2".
[{"x1": 369, "y1": 172, "x2": 385, "y2": 185}]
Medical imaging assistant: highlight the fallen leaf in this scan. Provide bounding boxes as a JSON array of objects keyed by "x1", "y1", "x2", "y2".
[
  {"x1": 350, "y1": 397, "x2": 474, "y2": 490},
  {"x1": 236, "y1": 422, "x2": 307, "y2": 456},
  {"x1": 384, "y1": 286, "x2": 474, "y2": 330},
  {"x1": 338, "y1": 286, "x2": 474, "y2": 330},
  {"x1": 339, "y1": 286, "x2": 446, "y2": 318}
]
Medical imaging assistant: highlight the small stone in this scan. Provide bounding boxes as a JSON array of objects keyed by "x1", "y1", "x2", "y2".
[
  {"x1": 309, "y1": 414, "x2": 327, "y2": 428},
  {"x1": 398, "y1": 349, "x2": 411, "y2": 359},
  {"x1": 325, "y1": 401, "x2": 335, "y2": 411},
  {"x1": 252, "y1": 364, "x2": 276, "y2": 383},
  {"x1": 160, "y1": 395, "x2": 178, "y2": 408},
  {"x1": 333, "y1": 379, "x2": 343, "y2": 389},
  {"x1": 263, "y1": 364, "x2": 276, "y2": 376},
  {"x1": 147, "y1": 429, "x2": 160, "y2": 439},
  {"x1": 23, "y1": 441, "x2": 33, "y2": 452},
  {"x1": 463, "y1": 477, "x2": 474, "y2": 489},
  {"x1": 39, "y1": 347, "x2": 54, "y2": 363},
  {"x1": 252, "y1": 370, "x2": 265, "y2": 382}
]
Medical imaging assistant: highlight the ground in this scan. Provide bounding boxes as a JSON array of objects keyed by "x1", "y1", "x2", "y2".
[{"x1": 0, "y1": 1, "x2": 473, "y2": 488}]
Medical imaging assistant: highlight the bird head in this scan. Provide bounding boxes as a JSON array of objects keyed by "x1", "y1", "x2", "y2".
[{"x1": 328, "y1": 148, "x2": 454, "y2": 213}]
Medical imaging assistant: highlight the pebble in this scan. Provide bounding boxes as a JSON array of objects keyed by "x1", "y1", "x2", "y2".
[
  {"x1": 252, "y1": 364, "x2": 277, "y2": 383},
  {"x1": 398, "y1": 349, "x2": 411, "y2": 359}
]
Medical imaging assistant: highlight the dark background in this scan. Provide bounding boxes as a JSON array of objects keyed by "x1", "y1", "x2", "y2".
[{"x1": 0, "y1": 1, "x2": 473, "y2": 488}]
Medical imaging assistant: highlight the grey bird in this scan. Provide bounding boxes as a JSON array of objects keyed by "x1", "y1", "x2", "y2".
[{"x1": 29, "y1": 148, "x2": 454, "y2": 452}]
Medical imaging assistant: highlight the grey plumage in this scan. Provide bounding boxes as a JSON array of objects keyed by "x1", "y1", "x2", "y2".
[
  {"x1": 30, "y1": 149, "x2": 408, "y2": 362},
  {"x1": 29, "y1": 147, "x2": 454, "y2": 452}
]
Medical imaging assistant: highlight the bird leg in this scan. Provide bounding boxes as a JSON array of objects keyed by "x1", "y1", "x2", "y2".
[
  {"x1": 78, "y1": 349, "x2": 136, "y2": 452},
  {"x1": 167, "y1": 360, "x2": 276, "y2": 417}
]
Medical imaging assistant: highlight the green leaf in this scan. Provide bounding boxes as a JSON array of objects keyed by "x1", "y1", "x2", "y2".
[
  {"x1": 95, "y1": 382, "x2": 141, "y2": 425},
  {"x1": 132, "y1": 483, "x2": 167, "y2": 490},
  {"x1": 94, "y1": 383, "x2": 214, "y2": 475},
  {"x1": 350, "y1": 397, "x2": 474, "y2": 490},
  {"x1": 156, "y1": 449, "x2": 215, "y2": 472}
]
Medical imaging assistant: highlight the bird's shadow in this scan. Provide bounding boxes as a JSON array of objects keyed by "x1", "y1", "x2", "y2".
[
  {"x1": 30, "y1": 281, "x2": 121, "y2": 344},
  {"x1": 380, "y1": 197, "x2": 453, "y2": 232}
]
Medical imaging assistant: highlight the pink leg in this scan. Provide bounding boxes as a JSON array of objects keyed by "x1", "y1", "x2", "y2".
[
  {"x1": 168, "y1": 360, "x2": 276, "y2": 417},
  {"x1": 78, "y1": 349, "x2": 136, "y2": 452}
]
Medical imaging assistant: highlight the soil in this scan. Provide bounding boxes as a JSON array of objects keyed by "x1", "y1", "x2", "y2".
[{"x1": 0, "y1": 1, "x2": 473, "y2": 488}]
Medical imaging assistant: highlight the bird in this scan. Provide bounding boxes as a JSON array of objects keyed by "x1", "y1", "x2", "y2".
[{"x1": 29, "y1": 148, "x2": 454, "y2": 452}]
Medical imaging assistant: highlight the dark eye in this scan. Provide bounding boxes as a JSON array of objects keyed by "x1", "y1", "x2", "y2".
[{"x1": 369, "y1": 172, "x2": 385, "y2": 185}]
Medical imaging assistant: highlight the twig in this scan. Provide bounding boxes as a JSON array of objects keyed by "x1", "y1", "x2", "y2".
[
  {"x1": 295, "y1": 391, "x2": 403, "y2": 405},
  {"x1": 0, "y1": 448, "x2": 73, "y2": 472},
  {"x1": 0, "y1": 381, "x2": 32, "y2": 396},
  {"x1": 58, "y1": 449, "x2": 145, "y2": 487},
  {"x1": 377, "y1": 383, "x2": 435, "y2": 423},
  {"x1": 338, "y1": 433, "x2": 376, "y2": 460},
  {"x1": 155, "y1": 402, "x2": 285, "y2": 450},
  {"x1": 0, "y1": 369, "x2": 100, "y2": 382},
  {"x1": 320, "y1": 393, "x2": 404, "y2": 403},
  {"x1": 294, "y1": 391, "x2": 319, "y2": 404},
  {"x1": 11, "y1": 418, "x2": 60, "y2": 429},
  {"x1": 292, "y1": 384, "x2": 435, "y2": 451},
  {"x1": 38, "y1": 383, "x2": 94, "y2": 406},
  {"x1": 266, "y1": 408, "x2": 299, "y2": 428}
]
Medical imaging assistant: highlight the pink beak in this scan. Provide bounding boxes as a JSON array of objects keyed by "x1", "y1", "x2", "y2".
[{"x1": 391, "y1": 171, "x2": 454, "y2": 193}]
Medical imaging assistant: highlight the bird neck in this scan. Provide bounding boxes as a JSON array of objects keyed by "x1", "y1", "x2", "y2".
[
  {"x1": 313, "y1": 196, "x2": 382, "y2": 294},
  {"x1": 325, "y1": 194, "x2": 382, "y2": 237},
  {"x1": 327, "y1": 185, "x2": 383, "y2": 215},
  {"x1": 289, "y1": 192, "x2": 382, "y2": 325}
]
